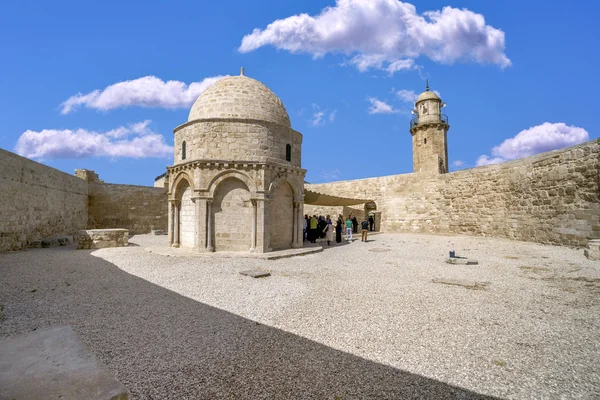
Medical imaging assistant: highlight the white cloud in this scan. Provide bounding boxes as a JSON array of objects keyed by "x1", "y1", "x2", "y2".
[
  {"x1": 311, "y1": 111, "x2": 326, "y2": 126},
  {"x1": 321, "y1": 168, "x2": 342, "y2": 180},
  {"x1": 347, "y1": 54, "x2": 416, "y2": 74},
  {"x1": 60, "y1": 75, "x2": 227, "y2": 114},
  {"x1": 367, "y1": 97, "x2": 400, "y2": 114},
  {"x1": 239, "y1": 0, "x2": 510, "y2": 72},
  {"x1": 476, "y1": 122, "x2": 589, "y2": 166},
  {"x1": 310, "y1": 104, "x2": 336, "y2": 126},
  {"x1": 396, "y1": 89, "x2": 418, "y2": 103},
  {"x1": 329, "y1": 109, "x2": 337, "y2": 122},
  {"x1": 15, "y1": 120, "x2": 173, "y2": 159},
  {"x1": 452, "y1": 160, "x2": 464, "y2": 167}
]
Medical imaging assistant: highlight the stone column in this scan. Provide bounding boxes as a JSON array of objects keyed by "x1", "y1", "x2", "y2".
[
  {"x1": 255, "y1": 199, "x2": 268, "y2": 253},
  {"x1": 292, "y1": 200, "x2": 304, "y2": 248},
  {"x1": 206, "y1": 199, "x2": 214, "y2": 252},
  {"x1": 292, "y1": 201, "x2": 298, "y2": 246},
  {"x1": 168, "y1": 201, "x2": 174, "y2": 246},
  {"x1": 172, "y1": 201, "x2": 180, "y2": 248},
  {"x1": 194, "y1": 197, "x2": 205, "y2": 251},
  {"x1": 250, "y1": 199, "x2": 257, "y2": 252}
]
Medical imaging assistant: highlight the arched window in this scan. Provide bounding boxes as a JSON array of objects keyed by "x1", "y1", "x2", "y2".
[
  {"x1": 182, "y1": 141, "x2": 187, "y2": 160},
  {"x1": 285, "y1": 144, "x2": 291, "y2": 162}
]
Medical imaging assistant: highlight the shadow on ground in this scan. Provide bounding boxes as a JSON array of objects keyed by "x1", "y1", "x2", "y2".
[{"x1": 0, "y1": 247, "x2": 499, "y2": 399}]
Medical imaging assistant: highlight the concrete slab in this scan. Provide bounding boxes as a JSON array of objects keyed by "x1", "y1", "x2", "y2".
[
  {"x1": 240, "y1": 269, "x2": 271, "y2": 278},
  {"x1": 446, "y1": 257, "x2": 479, "y2": 265},
  {"x1": 0, "y1": 325, "x2": 128, "y2": 400}
]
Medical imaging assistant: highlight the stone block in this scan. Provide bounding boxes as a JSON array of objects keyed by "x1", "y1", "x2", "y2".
[
  {"x1": 584, "y1": 239, "x2": 600, "y2": 261},
  {"x1": 77, "y1": 229, "x2": 129, "y2": 250},
  {"x1": 0, "y1": 325, "x2": 129, "y2": 399},
  {"x1": 445, "y1": 257, "x2": 479, "y2": 265},
  {"x1": 240, "y1": 269, "x2": 271, "y2": 278},
  {"x1": 151, "y1": 229, "x2": 164, "y2": 235}
]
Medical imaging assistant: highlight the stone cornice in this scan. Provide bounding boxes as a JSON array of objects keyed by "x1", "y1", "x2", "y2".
[
  {"x1": 173, "y1": 117, "x2": 297, "y2": 134},
  {"x1": 410, "y1": 122, "x2": 450, "y2": 135},
  {"x1": 167, "y1": 159, "x2": 307, "y2": 176}
]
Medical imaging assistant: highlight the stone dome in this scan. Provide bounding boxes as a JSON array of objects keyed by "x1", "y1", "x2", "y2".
[
  {"x1": 188, "y1": 75, "x2": 291, "y2": 127},
  {"x1": 416, "y1": 90, "x2": 440, "y2": 103}
]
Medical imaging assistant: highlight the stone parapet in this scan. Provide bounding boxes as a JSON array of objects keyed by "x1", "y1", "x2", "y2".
[{"x1": 77, "y1": 229, "x2": 129, "y2": 249}]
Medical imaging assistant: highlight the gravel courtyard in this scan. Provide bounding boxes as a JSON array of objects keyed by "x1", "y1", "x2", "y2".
[{"x1": 1, "y1": 233, "x2": 599, "y2": 399}]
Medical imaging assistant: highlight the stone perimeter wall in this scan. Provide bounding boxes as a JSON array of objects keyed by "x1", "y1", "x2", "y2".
[
  {"x1": 0, "y1": 149, "x2": 88, "y2": 252},
  {"x1": 87, "y1": 182, "x2": 168, "y2": 235},
  {"x1": 306, "y1": 139, "x2": 600, "y2": 247}
]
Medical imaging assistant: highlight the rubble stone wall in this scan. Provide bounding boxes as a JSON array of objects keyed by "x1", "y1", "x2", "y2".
[
  {"x1": 306, "y1": 139, "x2": 600, "y2": 247},
  {"x1": 0, "y1": 149, "x2": 88, "y2": 252},
  {"x1": 87, "y1": 182, "x2": 168, "y2": 235}
]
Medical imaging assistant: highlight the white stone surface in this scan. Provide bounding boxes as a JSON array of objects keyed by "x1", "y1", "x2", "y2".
[
  {"x1": 0, "y1": 325, "x2": 128, "y2": 399},
  {"x1": 188, "y1": 75, "x2": 291, "y2": 127},
  {"x1": 1, "y1": 233, "x2": 598, "y2": 398},
  {"x1": 179, "y1": 185, "x2": 195, "y2": 248}
]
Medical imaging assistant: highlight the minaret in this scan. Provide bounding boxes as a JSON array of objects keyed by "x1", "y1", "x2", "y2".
[{"x1": 409, "y1": 80, "x2": 449, "y2": 174}]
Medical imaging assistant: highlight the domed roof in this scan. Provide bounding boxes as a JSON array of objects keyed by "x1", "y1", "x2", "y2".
[
  {"x1": 416, "y1": 90, "x2": 440, "y2": 103},
  {"x1": 188, "y1": 74, "x2": 291, "y2": 127},
  {"x1": 415, "y1": 80, "x2": 441, "y2": 103}
]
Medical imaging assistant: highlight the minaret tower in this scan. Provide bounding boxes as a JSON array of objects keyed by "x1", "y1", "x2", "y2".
[{"x1": 409, "y1": 80, "x2": 449, "y2": 174}]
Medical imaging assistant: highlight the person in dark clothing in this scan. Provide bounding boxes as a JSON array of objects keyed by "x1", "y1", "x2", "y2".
[
  {"x1": 318, "y1": 217, "x2": 327, "y2": 239},
  {"x1": 335, "y1": 218, "x2": 342, "y2": 243},
  {"x1": 368, "y1": 214, "x2": 375, "y2": 231},
  {"x1": 352, "y1": 216, "x2": 358, "y2": 234}
]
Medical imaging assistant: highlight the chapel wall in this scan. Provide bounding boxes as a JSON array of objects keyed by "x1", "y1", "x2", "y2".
[
  {"x1": 87, "y1": 182, "x2": 168, "y2": 235},
  {"x1": 305, "y1": 139, "x2": 600, "y2": 247},
  {"x1": 0, "y1": 149, "x2": 88, "y2": 252},
  {"x1": 174, "y1": 121, "x2": 301, "y2": 167}
]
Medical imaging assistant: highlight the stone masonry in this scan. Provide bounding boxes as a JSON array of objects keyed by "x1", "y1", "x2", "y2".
[
  {"x1": 306, "y1": 139, "x2": 600, "y2": 248},
  {"x1": 0, "y1": 149, "x2": 87, "y2": 252},
  {"x1": 87, "y1": 181, "x2": 168, "y2": 235},
  {"x1": 77, "y1": 229, "x2": 129, "y2": 249},
  {"x1": 168, "y1": 72, "x2": 306, "y2": 253}
]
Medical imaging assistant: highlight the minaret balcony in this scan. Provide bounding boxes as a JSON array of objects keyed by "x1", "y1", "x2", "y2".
[{"x1": 410, "y1": 114, "x2": 448, "y2": 129}]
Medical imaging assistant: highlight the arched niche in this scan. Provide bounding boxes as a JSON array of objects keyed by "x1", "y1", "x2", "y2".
[
  {"x1": 212, "y1": 177, "x2": 253, "y2": 252},
  {"x1": 269, "y1": 179, "x2": 295, "y2": 251}
]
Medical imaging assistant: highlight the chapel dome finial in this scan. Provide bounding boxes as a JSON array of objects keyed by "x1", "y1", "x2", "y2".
[{"x1": 416, "y1": 80, "x2": 440, "y2": 103}]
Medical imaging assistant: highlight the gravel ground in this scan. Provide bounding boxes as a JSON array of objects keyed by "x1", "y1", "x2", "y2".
[{"x1": 1, "y1": 233, "x2": 599, "y2": 399}]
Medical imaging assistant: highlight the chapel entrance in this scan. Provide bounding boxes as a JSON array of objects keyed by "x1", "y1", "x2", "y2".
[
  {"x1": 213, "y1": 178, "x2": 252, "y2": 251},
  {"x1": 179, "y1": 182, "x2": 195, "y2": 248}
]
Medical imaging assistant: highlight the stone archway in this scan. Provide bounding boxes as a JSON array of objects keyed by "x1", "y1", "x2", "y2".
[
  {"x1": 269, "y1": 181, "x2": 294, "y2": 251},
  {"x1": 179, "y1": 181, "x2": 196, "y2": 248},
  {"x1": 212, "y1": 177, "x2": 252, "y2": 251}
]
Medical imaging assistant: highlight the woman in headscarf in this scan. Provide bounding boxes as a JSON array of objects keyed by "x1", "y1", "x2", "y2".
[
  {"x1": 335, "y1": 214, "x2": 343, "y2": 243},
  {"x1": 325, "y1": 215, "x2": 334, "y2": 246}
]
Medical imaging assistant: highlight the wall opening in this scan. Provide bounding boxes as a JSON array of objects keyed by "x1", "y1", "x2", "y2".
[
  {"x1": 213, "y1": 178, "x2": 252, "y2": 251},
  {"x1": 269, "y1": 182, "x2": 294, "y2": 250},
  {"x1": 182, "y1": 141, "x2": 187, "y2": 160},
  {"x1": 179, "y1": 181, "x2": 195, "y2": 248},
  {"x1": 285, "y1": 144, "x2": 291, "y2": 162},
  {"x1": 424, "y1": 138, "x2": 427, "y2": 144}
]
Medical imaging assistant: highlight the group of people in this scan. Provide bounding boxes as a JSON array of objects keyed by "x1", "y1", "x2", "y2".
[{"x1": 303, "y1": 213, "x2": 376, "y2": 245}]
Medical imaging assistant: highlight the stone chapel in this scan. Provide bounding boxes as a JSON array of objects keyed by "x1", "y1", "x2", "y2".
[{"x1": 167, "y1": 69, "x2": 306, "y2": 252}]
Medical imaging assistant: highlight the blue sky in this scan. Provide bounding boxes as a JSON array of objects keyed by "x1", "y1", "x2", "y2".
[{"x1": 0, "y1": 0, "x2": 598, "y2": 185}]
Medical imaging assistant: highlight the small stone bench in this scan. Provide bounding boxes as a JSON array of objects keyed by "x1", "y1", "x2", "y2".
[{"x1": 77, "y1": 229, "x2": 129, "y2": 250}]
